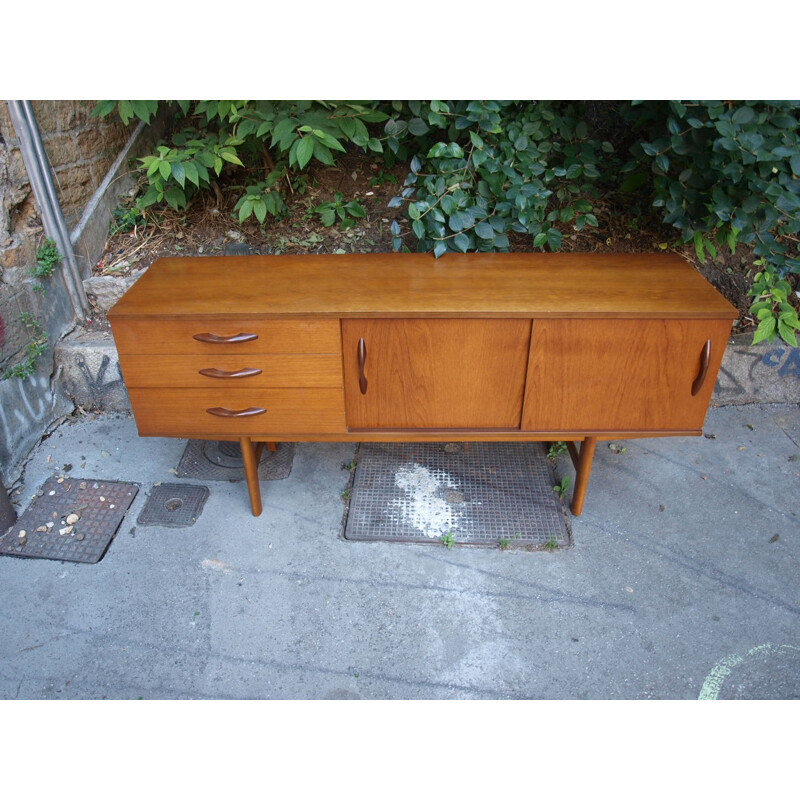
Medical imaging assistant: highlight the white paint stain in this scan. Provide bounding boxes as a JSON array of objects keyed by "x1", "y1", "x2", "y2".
[
  {"x1": 388, "y1": 463, "x2": 462, "y2": 538},
  {"x1": 698, "y1": 642, "x2": 800, "y2": 700},
  {"x1": 200, "y1": 558, "x2": 233, "y2": 573}
]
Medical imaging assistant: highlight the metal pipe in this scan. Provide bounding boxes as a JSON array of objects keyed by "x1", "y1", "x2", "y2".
[{"x1": 6, "y1": 100, "x2": 88, "y2": 320}]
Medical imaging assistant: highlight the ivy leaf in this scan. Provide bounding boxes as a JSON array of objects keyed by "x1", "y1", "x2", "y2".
[
  {"x1": 253, "y1": 199, "x2": 268, "y2": 224},
  {"x1": 752, "y1": 315, "x2": 777, "y2": 344},
  {"x1": 409, "y1": 118, "x2": 429, "y2": 136},
  {"x1": 732, "y1": 106, "x2": 755, "y2": 125},
  {"x1": 453, "y1": 233, "x2": 470, "y2": 252},
  {"x1": 433, "y1": 240, "x2": 447, "y2": 258},
  {"x1": 546, "y1": 228, "x2": 562, "y2": 250},
  {"x1": 296, "y1": 136, "x2": 314, "y2": 169},
  {"x1": 170, "y1": 161, "x2": 186, "y2": 188},
  {"x1": 475, "y1": 221, "x2": 495, "y2": 239}
]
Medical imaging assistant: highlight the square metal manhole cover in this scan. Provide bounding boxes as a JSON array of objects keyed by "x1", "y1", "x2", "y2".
[
  {"x1": 137, "y1": 483, "x2": 209, "y2": 527},
  {"x1": 176, "y1": 440, "x2": 294, "y2": 482},
  {"x1": 0, "y1": 477, "x2": 139, "y2": 564},
  {"x1": 344, "y1": 442, "x2": 571, "y2": 549}
]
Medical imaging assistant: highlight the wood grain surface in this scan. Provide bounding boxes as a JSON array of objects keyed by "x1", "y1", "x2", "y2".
[
  {"x1": 127, "y1": 387, "x2": 346, "y2": 436},
  {"x1": 342, "y1": 319, "x2": 531, "y2": 428},
  {"x1": 522, "y1": 318, "x2": 733, "y2": 431},
  {"x1": 107, "y1": 253, "x2": 739, "y2": 319},
  {"x1": 119, "y1": 354, "x2": 343, "y2": 388},
  {"x1": 111, "y1": 317, "x2": 341, "y2": 355}
]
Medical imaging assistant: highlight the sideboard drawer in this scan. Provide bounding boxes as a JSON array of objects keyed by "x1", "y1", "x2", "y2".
[
  {"x1": 112, "y1": 317, "x2": 341, "y2": 356},
  {"x1": 127, "y1": 388, "x2": 347, "y2": 436},
  {"x1": 119, "y1": 354, "x2": 343, "y2": 389}
]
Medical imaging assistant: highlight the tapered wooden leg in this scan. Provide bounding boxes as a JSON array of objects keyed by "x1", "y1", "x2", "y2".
[
  {"x1": 570, "y1": 436, "x2": 597, "y2": 516},
  {"x1": 240, "y1": 436, "x2": 262, "y2": 516}
]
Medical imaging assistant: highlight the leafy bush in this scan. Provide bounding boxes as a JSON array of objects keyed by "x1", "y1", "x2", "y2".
[
  {"x1": 620, "y1": 100, "x2": 800, "y2": 344},
  {"x1": 383, "y1": 101, "x2": 610, "y2": 255},
  {"x1": 94, "y1": 100, "x2": 388, "y2": 221}
]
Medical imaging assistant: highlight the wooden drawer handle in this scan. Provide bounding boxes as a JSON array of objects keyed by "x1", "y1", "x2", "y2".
[
  {"x1": 691, "y1": 339, "x2": 712, "y2": 396},
  {"x1": 357, "y1": 337, "x2": 368, "y2": 394},
  {"x1": 199, "y1": 367, "x2": 262, "y2": 379},
  {"x1": 193, "y1": 332, "x2": 258, "y2": 344},
  {"x1": 206, "y1": 406, "x2": 266, "y2": 418}
]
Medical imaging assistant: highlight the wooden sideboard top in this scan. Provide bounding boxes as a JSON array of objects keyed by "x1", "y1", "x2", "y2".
[{"x1": 107, "y1": 252, "x2": 738, "y2": 319}]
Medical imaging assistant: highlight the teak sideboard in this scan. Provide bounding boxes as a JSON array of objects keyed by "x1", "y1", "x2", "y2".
[{"x1": 107, "y1": 253, "x2": 737, "y2": 517}]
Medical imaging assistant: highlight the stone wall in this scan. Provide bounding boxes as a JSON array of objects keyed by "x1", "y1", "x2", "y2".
[{"x1": 0, "y1": 100, "x2": 148, "y2": 486}]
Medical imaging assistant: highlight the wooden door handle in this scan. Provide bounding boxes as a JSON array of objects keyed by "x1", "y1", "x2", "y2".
[
  {"x1": 357, "y1": 337, "x2": 368, "y2": 394},
  {"x1": 199, "y1": 367, "x2": 262, "y2": 379},
  {"x1": 206, "y1": 406, "x2": 266, "y2": 417},
  {"x1": 193, "y1": 332, "x2": 258, "y2": 344},
  {"x1": 691, "y1": 339, "x2": 712, "y2": 396}
]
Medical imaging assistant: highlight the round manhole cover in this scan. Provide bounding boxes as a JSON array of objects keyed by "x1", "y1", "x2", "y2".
[{"x1": 165, "y1": 498, "x2": 184, "y2": 512}]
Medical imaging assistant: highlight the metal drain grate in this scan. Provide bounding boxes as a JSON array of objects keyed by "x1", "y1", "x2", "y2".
[
  {"x1": 0, "y1": 477, "x2": 139, "y2": 563},
  {"x1": 176, "y1": 440, "x2": 294, "y2": 482},
  {"x1": 344, "y1": 442, "x2": 571, "y2": 549},
  {"x1": 137, "y1": 483, "x2": 209, "y2": 527}
]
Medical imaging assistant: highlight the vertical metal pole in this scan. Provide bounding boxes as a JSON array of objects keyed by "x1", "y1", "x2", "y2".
[{"x1": 6, "y1": 100, "x2": 88, "y2": 320}]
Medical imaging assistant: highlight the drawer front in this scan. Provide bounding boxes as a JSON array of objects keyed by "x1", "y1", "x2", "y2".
[
  {"x1": 119, "y1": 354, "x2": 343, "y2": 389},
  {"x1": 522, "y1": 318, "x2": 732, "y2": 432},
  {"x1": 111, "y1": 317, "x2": 341, "y2": 355},
  {"x1": 128, "y1": 388, "x2": 346, "y2": 436}
]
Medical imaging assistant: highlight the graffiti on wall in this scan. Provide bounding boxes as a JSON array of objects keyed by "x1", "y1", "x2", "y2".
[{"x1": 715, "y1": 342, "x2": 800, "y2": 399}]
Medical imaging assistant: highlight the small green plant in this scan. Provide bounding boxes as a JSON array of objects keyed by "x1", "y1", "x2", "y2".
[
  {"x1": 1, "y1": 313, "x2": 49, "y2": 381},
  {"x1": 608, "y1": 443, "x2": 627, "y2": 455},
  {"x1": 368, "y1": 169, "x2": 399, "y2": 187},
  {"x1": 441, "y1": 531, "x2": 455, "y2": 549},
  {"x1": 309, "y1": 193, "x2": 366, "y2": 230},
  {"x1": 341, "y1": 488, "x2": 352, "y2": 500},
  {"x1": 748, "y1": 259, "x2": 800, "y2": 347},
  {"x1": 547, "y1": 441, "x2": 568, "y2": 461},
  {"x1": 33, "y1": 238, "x2": 61, "y2": 279},
  {"x1": 341, "y1": 459, "x2": 357, "y2": 472},
  {"x1": 544, "y1": 535, "x2": 559, "y2": 551},
  {"x1": 109, "y1": 203, "x2": 146, "y2": 235},
  {"x1": 233, "y1": 172, "x2": 288, "y2": 223},
  {"x1": 499, "y1": 537, "x2": 510, "y2": 550},
  {"x1": 552, "y1": 475, "x2": 571, "y2": 499}
]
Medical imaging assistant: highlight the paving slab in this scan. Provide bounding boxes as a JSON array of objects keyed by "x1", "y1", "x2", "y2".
[{"x1": 0, "y1": 405, "x2": 797, "y2": 699}]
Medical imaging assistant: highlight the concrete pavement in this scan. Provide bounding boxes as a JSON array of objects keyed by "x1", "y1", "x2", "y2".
[{"x1": 0, "y1": 403, "x2": 798, "y2": 699}]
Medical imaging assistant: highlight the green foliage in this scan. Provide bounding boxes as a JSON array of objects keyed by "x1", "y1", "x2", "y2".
[
  {"x1": 547, "y1": 441, "x2": 568, "y2": 461},
  {"x1": 109, "y1": 203, "x2": 146, "y2": 235},
  {"x1": 233, "y1": 172, "x2": 287, "y2": 223},
  {"x1": 544, "y1": 535, "x2": 559, "y2": 551},
  {"x1": 748, "y1": 260, "x2": 800, "y2": 346},
  {"x1": 441, "y1": 531, "x2": 455, "y2": 549},
  {"x1": 1, "y1": 313, "x2": 49, "y2": 381},
  {"x1": 93, "y1": 100, "x2": 160, "y2": 126},
  {"x1": 368, "y1": 169, "x2": 399, "y2": 187},
  {"x1": 309, "y1": 193, "x2": 366, "y2": 230},
  {"x1": 385, "y1": 101, "x2": 608, "y2": 255},
  {"x1": 622, "y1": 101, "x2": 800, "y2": 274},
  {"x1": 499, "y1": 537, "x2": 510, "y2": 550},
  {"x1": 552, "y1": 475, "x2": 571, "y2": 499},
  {"x1": 95, "y1": 101, "x2": 390, "y2": 222},
  {"x1": 33, "y1": 238, "x2": 61, "y2": 279}
]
